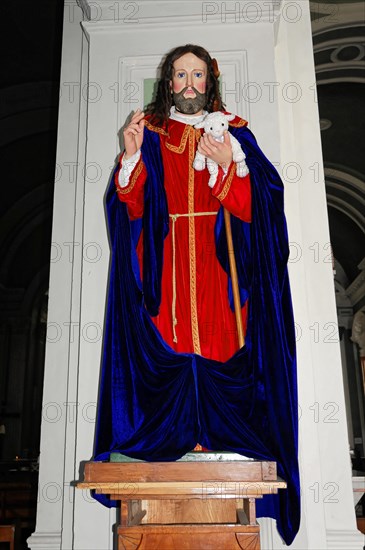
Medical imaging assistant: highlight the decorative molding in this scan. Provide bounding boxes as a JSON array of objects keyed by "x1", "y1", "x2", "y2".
[
  {"x1": 337, "y1": 303, "x2": 354, "y2": 328},
  {"x1": 78, "y1": 0, "x2": 282, "y2": 25},
  {"x1": 326, "y1": 527, "x2": 365, "y2": 549},
  {"x1": 334, "y1": 259, "x2": 349, "y2": 288},
  {"x1": 312, "y1": 22, "x2": 365, "y2": 84},
  {"x1": 327, "y1": 196, "x2": 365, "y2": 233},
  {"x1": 325, "y1": 166, "x2": 365, "y2": 234},
  {"x1": 326, "y1": 188, "x2": 365, "y2": 230},
  {"x1": 346, "y1": 258, "x2": 365, "y2": 307},
  {"x1": 325, "y1": 167, "x2": 365, "y2": 196},
  {"x1": 324, "y1": 165, "x2": 365, "y2": 244},
  {"x1": 311, "y1": 2, "x2": 365, "y2": 33},
  {"x1": 27, "y1": 531, "x2": 62, "y2": 550},
  {"x1": 326, "y1": 180, "x2": 364, "y2": 210},
  {"x1": 320, "y1": 118, "x2": 332, "y2": 130}
]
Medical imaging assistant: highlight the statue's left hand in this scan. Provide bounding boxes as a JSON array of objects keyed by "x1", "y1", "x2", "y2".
[{"x1": 197, "y1": 131, "x2": 233, "y2": 170}]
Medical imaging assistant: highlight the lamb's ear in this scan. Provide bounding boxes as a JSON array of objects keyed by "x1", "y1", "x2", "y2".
[
  {"x1": 225, "y1": 113, "x2": 235, "y2": 122},
  {"x1": 194, "y1": 121, "x2": 206, "y2": 129}
]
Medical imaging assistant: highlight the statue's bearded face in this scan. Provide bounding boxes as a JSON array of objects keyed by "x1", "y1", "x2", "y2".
[{"x1": 170, "y1": 53, "x2": 207, "y2": 115}]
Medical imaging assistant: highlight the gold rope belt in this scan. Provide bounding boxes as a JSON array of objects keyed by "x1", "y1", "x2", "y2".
[{"x1": 169, "y1": 211, "x2": 218, "y2": 343}]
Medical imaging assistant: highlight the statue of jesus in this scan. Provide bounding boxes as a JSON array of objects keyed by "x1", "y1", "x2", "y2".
[{"x1": 94, "y1": 44, "x2": 300, "y2": 545}]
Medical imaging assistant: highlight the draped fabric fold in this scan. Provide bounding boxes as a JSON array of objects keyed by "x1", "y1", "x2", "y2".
[{"x1": 94, "y1": 124, "x2": 300, "y2": 545}]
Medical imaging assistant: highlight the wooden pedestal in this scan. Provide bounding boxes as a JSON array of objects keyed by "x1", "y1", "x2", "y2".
[{"x1": 78, "y1": 455, "x2": 286, "y2": 550}]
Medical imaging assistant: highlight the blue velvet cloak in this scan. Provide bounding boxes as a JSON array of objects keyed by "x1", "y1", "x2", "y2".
[{"x1": 94, "y1": 123, "x2": 300, "y2": 545}]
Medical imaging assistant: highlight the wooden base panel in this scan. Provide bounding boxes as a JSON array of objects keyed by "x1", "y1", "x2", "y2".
[
  {"x1": 141, "y1": 498, "x2": 238, "y2": 524},
  {"x1": 118, "y1": 524, "x2": 260, "y2": 550},
  {"x1": 78, "y1": 459, "x2": 286, "y2": 549},
  {"x1": 84, "y1": 460, "x2": 277, "y2": 483}
]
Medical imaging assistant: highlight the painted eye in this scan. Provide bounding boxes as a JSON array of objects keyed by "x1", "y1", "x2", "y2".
[
  {"x1": 195, "y1": 72, "x2": 203, "y2": 78},
  {"x1": 177, "y1": 72, "x2": 185, "y2": 78},
  {"x1": 221, "y1": 123, "x2": 224, "y2": 126}
]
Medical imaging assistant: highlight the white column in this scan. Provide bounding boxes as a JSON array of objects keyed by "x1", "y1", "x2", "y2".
[
  {"x1": 27, "y1": 1, "x2": 100, "y2": 548},
  {"x1": 273, "y1": 1, "x2": 363, "y2": 549}
]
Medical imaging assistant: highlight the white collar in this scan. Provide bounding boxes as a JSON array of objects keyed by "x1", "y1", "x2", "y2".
[{"x1": 169, "y1": 106, "x2": 207, "y2": 126}]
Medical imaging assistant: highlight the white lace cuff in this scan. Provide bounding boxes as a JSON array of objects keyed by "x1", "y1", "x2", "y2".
[{"x1": 118, "y1": 150, "x2": 141, "y2": 188}]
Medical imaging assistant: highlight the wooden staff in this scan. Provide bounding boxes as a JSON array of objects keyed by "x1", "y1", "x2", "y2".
[
  {"x1": 211, "y1": 59, "x2": 244, "y2": 348},
  {"x1": 223, "y1": 208, "x2": 245, "y2": 348}
]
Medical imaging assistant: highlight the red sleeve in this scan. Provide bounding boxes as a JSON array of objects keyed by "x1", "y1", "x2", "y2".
[
  {"x1": 211, "y1": 162, "x2": 251, "y2": 222},
  {"x1": 115, "y1": 152, "x2": 147, "y2": 220}
]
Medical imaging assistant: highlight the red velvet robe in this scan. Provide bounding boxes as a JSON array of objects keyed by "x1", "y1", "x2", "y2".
[{"x1": 116, "y1": 116, "x2": 251, "y2": 362}]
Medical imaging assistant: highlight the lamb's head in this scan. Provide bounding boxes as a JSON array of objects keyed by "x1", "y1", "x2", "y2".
[{"x1": 195, "y1": 112, "x2": 235, "y2": 139}]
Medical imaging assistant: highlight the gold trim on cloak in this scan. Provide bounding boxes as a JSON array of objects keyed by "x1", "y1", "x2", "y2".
[
  {"x1": 229, "y1": 118, "x2": 248, "y2": 128},
  {"x1": 116, "y1": 160, "x2": 144, "y2": 195},
  {"x1": 188, "y1": 127, "x2": 201, "y2": 355},
  {"x1": 216, "y1": 162, "x2": 236, "y2": 202}
]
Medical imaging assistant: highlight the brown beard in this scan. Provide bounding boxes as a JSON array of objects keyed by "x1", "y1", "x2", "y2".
[{"x1": 173, "y1": 87, "x2": 207, "y2": 114}]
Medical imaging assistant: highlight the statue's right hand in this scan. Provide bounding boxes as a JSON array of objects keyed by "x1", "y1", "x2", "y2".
[{"x1": 123, "y1": 108, "x2": 145, "y2": 159}]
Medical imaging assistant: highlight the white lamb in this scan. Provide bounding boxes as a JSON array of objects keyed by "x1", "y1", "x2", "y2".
[{"x1": 193, "y1": 112, "x2": 249, "y2": 188}]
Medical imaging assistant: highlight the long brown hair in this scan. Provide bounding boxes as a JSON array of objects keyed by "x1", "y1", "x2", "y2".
[{"x1": 145, "y1": 44, "x2": 224, "y2": 125}]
